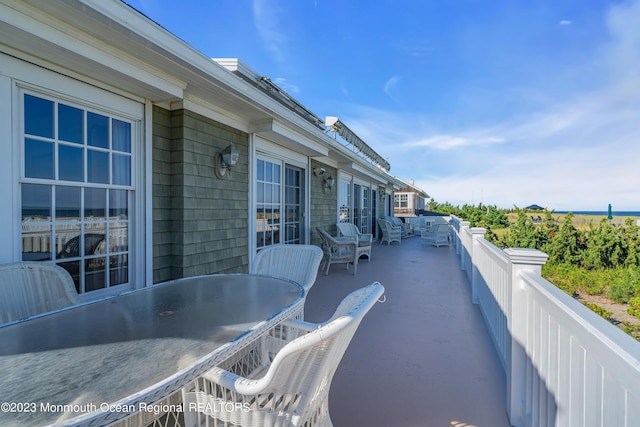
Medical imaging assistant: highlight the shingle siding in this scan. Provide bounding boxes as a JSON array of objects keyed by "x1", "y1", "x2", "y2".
[
  {"x1": 309, "y1": 160, "x2": 337, "y2": 247},
  {"x1": 152, "y1": 107, "x2": 249, "y2": 283}
]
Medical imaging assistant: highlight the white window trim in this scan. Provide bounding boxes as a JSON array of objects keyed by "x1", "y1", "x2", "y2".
[
  {"x1": 249, "y1": 134, "x2": 310, "y2": 260},
  {"x1": 3, "y1": 56, "x2": 146, "y2": 298}
]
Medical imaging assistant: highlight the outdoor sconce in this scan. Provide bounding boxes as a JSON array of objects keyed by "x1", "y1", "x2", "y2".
[
  {"x1": 215, "y1": 143, "x2": 239, "y2": 179},
  {"x1": 323, "y1": 176, "x2": 335, "y2": 192}
]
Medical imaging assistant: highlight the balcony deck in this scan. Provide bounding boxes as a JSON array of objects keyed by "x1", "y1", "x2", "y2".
[{"x1": 305, "y1": 234, "x2": 511, "y2": 427}]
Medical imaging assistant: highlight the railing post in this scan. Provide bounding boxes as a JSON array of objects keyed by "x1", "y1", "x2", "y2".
[
  {"x1": 470, "y1": 227, "x2": 486, "y2": 305},
  {"x1": 459, "y1": 221, "x2": 471, "y2": 270},
  {"x1": 504, "y1": 248, "x2": 549, "y2": 427}
]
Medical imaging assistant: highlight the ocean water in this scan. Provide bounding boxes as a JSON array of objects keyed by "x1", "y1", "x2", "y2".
[{"x1": 555, "y1": 211, "x2": 640, "y2": 216}]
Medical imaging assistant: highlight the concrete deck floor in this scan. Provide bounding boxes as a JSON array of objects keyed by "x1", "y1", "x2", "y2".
[{"x1": 304, "y1": 235, "x2": 511, "y2": 427}]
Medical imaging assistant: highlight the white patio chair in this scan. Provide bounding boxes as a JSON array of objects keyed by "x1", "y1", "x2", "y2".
[
  {"x1": 336, "y1": 222, "x2": 373, "y2": 262},
  {"x1": 421, "y1": 223, "x2": 451, "y2": 247},
  {"x1": 386, "y1": 216, "x2": 411, "y2": 238},
  {"x1": 251, "y1": 244, "x2": 324, "y2": 293},
  {"x1": 183, "y1": 282, "x2": 385, "y2": 427},
  {"x1": 0, "y1": 261, "x2": 79, "y2": 324},
  {"x1": 316, "y1": 227, "x2": 359, "y2": 275},
  {"x1": 378, "y1": 219, "x2": 402, "y2": 245}
]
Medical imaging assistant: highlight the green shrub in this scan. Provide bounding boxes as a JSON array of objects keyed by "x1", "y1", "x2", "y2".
[
  {"x1": 608, "y1": 267, "x2": 640, "y2": 303},
  {"x1": 582, "y1": 301, "x2": 613, "y2": 321},
  {"x1": 628, "y1": 297, "x2": 640, "y2": 319}
]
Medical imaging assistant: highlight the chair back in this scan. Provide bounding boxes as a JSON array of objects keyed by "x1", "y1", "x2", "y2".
[
  {"x1": 336, "y1": 222, "x2": 360, "y2": 239},
  {"x1": 253, "y1": 283, "x2": 385, "y2": 421},
  {"x1": 251, "y1": 244, "x2": 323, "y2": 292},
  {"x1": 0, "y1": 262, "x2": 78, "y2": 324}
]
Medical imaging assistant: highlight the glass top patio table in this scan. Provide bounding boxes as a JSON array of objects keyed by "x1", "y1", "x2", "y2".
[{"x1": 0, "y1": 274, "x2": 304, "y2": 427}]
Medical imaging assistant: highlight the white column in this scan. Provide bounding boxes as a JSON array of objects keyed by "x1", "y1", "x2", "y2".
[
  {"x1": 470, "y1": 227, "x2": 487, "y2": 305},
  {"x1": 504, "y1": 248, "x2": 549, "y2": 427}
]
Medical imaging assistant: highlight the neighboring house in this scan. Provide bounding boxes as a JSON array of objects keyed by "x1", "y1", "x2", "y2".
[
  {"x1": 394, "y1": 178, "x2": 430, "y2": 217},
  {"x1": 0, "y1": 0, "x2": 403, "y2": 302}
]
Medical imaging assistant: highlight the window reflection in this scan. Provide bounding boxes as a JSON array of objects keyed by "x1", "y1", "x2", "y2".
[
  {"x1": 58, "y1": 104, "x2": 83, "y2": 144},
  {"x1": 59, "y1": 145, "x2": 83, "y2": 181},
  {"x1": 21, "y1": 93, "x2": 133, "y2": 295},
  {"x1": 25, "y1": 139, "x2": 54, "y2": 179},
  {"x1": 24, "y1": 94, "x2": 54, "y2": 138}
]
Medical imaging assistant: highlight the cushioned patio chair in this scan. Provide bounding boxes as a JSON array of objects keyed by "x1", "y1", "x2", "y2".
[
  {"x1": 251, "y1": 244, "x2": 324, "y2": 293},
  {"x1": 183, "y1": 282, "x2": 385, "y2": 427},
  {"x1": 421, "y1": 223, "x2": 451, "y2": 247},
  {"x1": 336, "y1": 222, "x2": 373, "y2": 262},
  {"x1": 386, "y1": 216, "x2": 411, "y2": 238},
  {"x1": 0, "y1": 261, "x2": 78, "y2": 324},
  {"x1": 378, "y1": 219, "x2": 402, "y2": 246},
  {"x1": 316, "y1": 227, "x2": 359, "y2": 275}
]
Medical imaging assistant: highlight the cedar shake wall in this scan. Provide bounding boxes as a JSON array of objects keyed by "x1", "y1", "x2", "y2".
[{"x1": 152, "y1": 107, "x2": 249, "y2": 283}]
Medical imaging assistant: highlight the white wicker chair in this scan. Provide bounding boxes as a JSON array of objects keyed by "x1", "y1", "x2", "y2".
[
  {"x1": 421, "y1": 223, "x2": 451, "y2": 247},
  {"x1": 316, "y1": 227, "x2": 359, "y2": 275},
  {"x1": 385, "y1": 216, "x2": 411, "y2": 238},
  {"x1": 251, "y1": 244, "x2": 324, "y2": 293},
  {"x1": 336, "y1": 222, "x2": 372, "y2": 262},
  {"x1": 0, "y1": 261, "x2": 79, "y2": 324},
  {"x1": 378, "y1": 219, "x2": 402, "y2": 246},
  {"x1": 183, "y1": 282, "x2": 385, "y2": 427}
]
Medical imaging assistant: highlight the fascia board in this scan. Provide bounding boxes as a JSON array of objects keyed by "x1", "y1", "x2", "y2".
[
  {"x1": 250, "y1": 119, "x2": 329, "y2": 157},
  {"x1": 1, "y1": 1, "x2": 186, "y2": 100}
]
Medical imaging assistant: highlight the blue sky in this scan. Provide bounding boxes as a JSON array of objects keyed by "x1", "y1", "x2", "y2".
[{"x1": 126, "y1": 0, "x2": 639, "y2": 211}]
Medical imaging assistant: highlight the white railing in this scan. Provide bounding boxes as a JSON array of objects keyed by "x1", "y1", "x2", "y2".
[{"x1": 450, "y1": 215, "x2": 640, "y2": 427}]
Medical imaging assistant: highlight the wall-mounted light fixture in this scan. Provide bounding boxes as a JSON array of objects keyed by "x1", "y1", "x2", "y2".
[
  {"x1": 380, "y1": 192, "x2": 386, "y2": 201},
  {"x1": 323, "y1": 176, "x2": 335, "y2": 192},
  {"x1": 215, "y1": 143, "x2": 239, "y2": 179},
  {"x1": 313, "y1": 167, "x2": 326, "y2": 177}
]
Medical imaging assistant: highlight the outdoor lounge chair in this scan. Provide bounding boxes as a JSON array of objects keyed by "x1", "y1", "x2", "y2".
[
  {"x1": 386, "y1": 216, "x2": 411, "y2": 238},
  {"x1": 0, "y1": 261, "x2": 78, "y2": 324},
  {"x1": 316, "y1": 227, "x2": 359, "y2": 275},
  {"x1": 378, "y1": 218, "x2": 402, "y2": 245},
  {"x1": 336, "y1": 222, "x2": 373, "y2": 262},
  {"x1": 251, "y1": 244, "x2": 324, "y2": 293},
  {"x1": 421, "y1": 223, "x2": 450, "y2": 247},
  {"x1": 183, "y1": 282, "x2": 385, "y2": 427}
]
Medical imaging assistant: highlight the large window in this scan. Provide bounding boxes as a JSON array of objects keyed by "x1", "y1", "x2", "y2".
[{"x1": 21, "y1": 92, "x2": 133, "y2": 295}]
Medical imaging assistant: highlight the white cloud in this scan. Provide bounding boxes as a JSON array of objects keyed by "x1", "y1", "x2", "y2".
[
  {"x1": 253, "y1": 0, "x2": 286, "y2": 62},
  {"x1": 383, "y1": 75, "x2": 402, "y2": 101},
  {"x1": 559, "y1": 20, "x2": 572, "y2": 25},
  {"x1": 272, "y1": 78, "x2": 299, "y2": 94}
]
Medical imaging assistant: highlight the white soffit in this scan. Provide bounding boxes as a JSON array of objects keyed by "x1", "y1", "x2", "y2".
[{"x1": 250, "y1": 119, "x2": 328, "y2": 158}]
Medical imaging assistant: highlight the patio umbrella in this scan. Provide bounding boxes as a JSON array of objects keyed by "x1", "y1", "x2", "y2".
[{"x1": 608, "y1": 204, "x2": 613, "y2": 220}]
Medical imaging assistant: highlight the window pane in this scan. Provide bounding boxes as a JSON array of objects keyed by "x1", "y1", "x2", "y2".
[
  {"x1": 58, "y1": 104, "x2": 83, "y2": 144},
  {"x1": 59, "y1": 144, "x2": 84, "y2": 182},
  {"x1": 257, "y1": 182, "x2": 264, "y2": 204},
  {"x1": 110, "y1": 255, "x2": 128, "y2": 286},
  {"x1": 56, "y1": 226, "x2": 81, "y2": 259},
  {"x1": 83, "y1": 229, "x2": 106, "y2": 256},
  {"x1": 257, "y1": 160, "x2": 264, "y2": 181},
  {"x1": 24, "y1": 94, "x2": 54, "y2": 138},
  {"x1": 85, "y1": 188, "x2": 106, "y2": 220},
  {"x1": 109, "y1": 189, "x2": 128, "y2": 219},
  {"x1": 22, "y1": 184, "x2": 51, "y2": 220},
  {"x1": 265, "y1": 162, "x2": 272, "y2": 182},
  {"x1": 87, "y1": 112, "x2": 109, "y2": 148},
  {"x1": 22, "y1": 224, "x2": 52, "y2": 261},
  {"x1": 109, "y1": 223, "x2": 128, "y2": 252},
  {"x1": 58, "y1": 260, "x2": 80, "y2": 293},
  {"x1": 87, "y1": 149, "x2": 109, "y2": 183},
  {"x1": 56, "y1": 186, "x2": 81, "y2": 220},
  {"x1": 273, "y1": 164, "x2": 281, "y2": 183},
  {"x1": 25, "y1": 138, "x2": 54, "y2": 179},
  {"x1": 112, "y1": 153, "x2": 131, "y2": 185},
  {"x1": 112, "y1": 119, "x2": 131, "y2": 153},
  {"x1": 85, "y1": 257, "x2": 106, "y2": 291}
]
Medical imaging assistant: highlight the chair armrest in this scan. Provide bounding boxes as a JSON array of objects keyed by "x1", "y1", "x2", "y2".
[
  {"x1": 201, "y1": 366, "x2": 268, "y2": 395},
  {"x1": 360, "y1": 233, "x2": 373, "y2": 243},
  {"x1": 281, "y1": 318, "x2": 319, "y2": 332}
]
